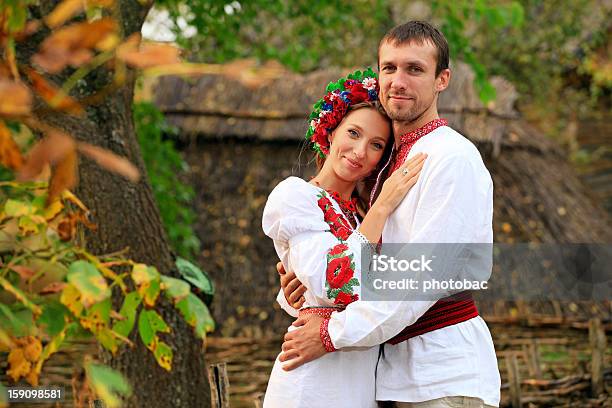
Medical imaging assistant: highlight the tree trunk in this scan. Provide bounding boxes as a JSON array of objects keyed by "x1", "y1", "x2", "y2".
[{"x1": 21, "y1": 1, "x2": 211, "y2": 406}]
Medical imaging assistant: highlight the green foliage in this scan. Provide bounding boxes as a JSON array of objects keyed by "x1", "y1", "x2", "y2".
[
  {"x1": 112, "y1": 292, "x2": 141, "y2": 337},
  {"x1": 85, "y1": 362, "x2": 132, "y2": 408},
  {"x1": 0, "y1": 381, "x2": 6, "y2": 407},
  {"x1": 431, "y1": 0, "x2": 525, "y2": 102},
  {"x1": 0, "y1": 182, "x2": 214, "y2": 387},
  {"x1": 157, "y1": 0, "x2": 389, "y2": 72},
  {"x1": 470, "y1": 0, "x2": 605, "y2": 105},
  {"x1": 175, "y1": 257, "x2": 214, "y2": 306},
  {"x1": 154, "y1": 0, "x2": 608, "y2": 121},
  {"x1": 133, "y1": 102, "x2": 201, "y2": 260},
  {"x1": 152, "y1": 0, "x2": 525, "y2": 104},
  {"x1": 462, "y1": 0, "x2": 610, "y2": 147},
  {"x1": 175, "y1": 292, "x2": 215, "y2": 339}
]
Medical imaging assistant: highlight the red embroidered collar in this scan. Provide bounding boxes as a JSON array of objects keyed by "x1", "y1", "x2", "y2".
[
  {"x1": 398, "y1": 118, "x2": 447, "y2": 147},
  {"x1": 390, "y1": 118, "x2": 447, "y2": 173},
  {"x1": 325, "y1": 190, "x2": 358, "y2": 213}
]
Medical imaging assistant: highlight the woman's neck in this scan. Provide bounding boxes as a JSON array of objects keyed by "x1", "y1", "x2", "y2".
[{"x1": 311, "y1": 168, "x2": 356, "y2": 201}]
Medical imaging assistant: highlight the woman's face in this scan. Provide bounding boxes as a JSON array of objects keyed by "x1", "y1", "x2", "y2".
[{"x1": 326, "y1": 107, "x2": 391, "y2": 182}]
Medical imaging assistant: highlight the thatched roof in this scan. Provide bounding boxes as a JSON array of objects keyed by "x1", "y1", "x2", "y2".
[{"x1": 153, "y1": 63, "x2": 611, "y2": 243}]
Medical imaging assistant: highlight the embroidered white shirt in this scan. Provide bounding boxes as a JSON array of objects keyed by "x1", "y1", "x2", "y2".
[{"x1": 326, "y1": 126, "x2": 501, "y2": 406}]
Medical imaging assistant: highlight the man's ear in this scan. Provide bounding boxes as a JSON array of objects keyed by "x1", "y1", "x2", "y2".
[{"x1": 435, "y1": 68, "x2": 451, "y2": 92}]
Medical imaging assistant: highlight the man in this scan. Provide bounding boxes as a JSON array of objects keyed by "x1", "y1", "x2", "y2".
[{"x1": 277, "y1": 21, "x2": 500, "y2": 407}]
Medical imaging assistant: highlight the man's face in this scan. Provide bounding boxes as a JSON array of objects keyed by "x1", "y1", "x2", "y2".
[{"x1": 378, "y1": 40, "x2": 448, "y2": 123}]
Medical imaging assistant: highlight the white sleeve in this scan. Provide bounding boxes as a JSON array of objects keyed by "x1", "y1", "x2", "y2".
[
  {"x1": 262, "y1": 178, "x2": 370, "y2": 309},
  {"x1": 328, "y1": 154, "x2": 493, "y2": 348},
  {"x1": 276, "y1": 288, "x2": 298, "y2": 318},
  {"x1": 288, "y1": 230, "x2": 369, "y2": 306}
]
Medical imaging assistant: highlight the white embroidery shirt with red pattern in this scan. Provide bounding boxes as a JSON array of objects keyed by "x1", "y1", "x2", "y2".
[{"x1": 389, "y1": 118, "x2": 448, "y2": 173}]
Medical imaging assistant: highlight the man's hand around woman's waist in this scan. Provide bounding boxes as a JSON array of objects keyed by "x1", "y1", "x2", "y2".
[{"x1": 278, "y1": 261, "x2": 306, "y2": 309}]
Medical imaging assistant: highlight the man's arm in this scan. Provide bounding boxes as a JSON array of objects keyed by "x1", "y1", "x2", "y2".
[{"x1": 277, "y1": 262, "x2": 306, "y2": 311}]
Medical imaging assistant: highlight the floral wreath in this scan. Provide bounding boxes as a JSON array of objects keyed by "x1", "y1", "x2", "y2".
[{"x1": 306, "y1": 67, "x2": 379, "y2": 158}]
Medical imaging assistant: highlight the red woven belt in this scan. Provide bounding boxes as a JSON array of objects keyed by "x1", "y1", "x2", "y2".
[{"x1": 386, "y1": 291, "x2": 479, "y2": 345}]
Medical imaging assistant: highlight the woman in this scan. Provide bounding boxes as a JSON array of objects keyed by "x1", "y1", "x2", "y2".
[{"x1": 261, "y1": 68, "x2": 426, "y2": 407}]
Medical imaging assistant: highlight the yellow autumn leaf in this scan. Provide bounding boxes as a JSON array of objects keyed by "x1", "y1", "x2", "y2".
[
  {"x1": 18, "y1": 130, "x2": 75, "y2": 181},
  {"x1": 61, "y1": 190, "x2": 89, "y2": 212},
  {"x1": 45, "y1": 0, "x2": 84, "y2": 28},
  {"x1": 43, "y1": 199, "x2": 64, "y2": 220},
  {"x1": 22, "y1": 336, "x2": 42, "y2": 362},
  {"x1": 32, "y1": 18, "x2": 117, "y2": 73},
  {"x1": 67, "y1": 261, "x2": 110, "y2": 307},
  {"x1": 25, "y1": 68, "x2": 84, "y2": 115},
  {"x1": 0, "y1": 276, "x2": 42, "y2": 315},
  {"x1": 0, "y1": 120, "x2": 24, "y2": 170},
  {"x1": 60, "y1": 283, "x2": 83, "y2": 316},
  {"x1": 18, "y1": 215, "x2": 45, "y2": 235},
  {"x1": 33, "y1": 327, "x2": 67, "y2": 382},
  {"x1": 131, "y1": 263, "x2": 160, "y2": 285},
  {"x1": 7, "y1": 348, "x2": 31, "y2": 382},
  {"x1": 77, "y1": 142, "x2": 140, "y2": 182},
  {"x1": 25, "y1": 367, "x2": 39, "y2": 386},
  {"x1": 47, "y1": 148, "x2": 78, "y2": 205},
  {"x1": 0, "y1": 79, "x2": 31, "y2": 116}
]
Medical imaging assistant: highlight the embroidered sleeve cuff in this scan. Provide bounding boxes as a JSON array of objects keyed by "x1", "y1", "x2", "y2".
[
  {"x1": 320, "y1": 318, "x2": 337, "y2": 352},
  {"x1": 350, "y1": 229, "x2": 377, "y2": 253}
]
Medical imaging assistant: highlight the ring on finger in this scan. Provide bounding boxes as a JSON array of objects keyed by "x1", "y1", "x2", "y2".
[{"x1": 402, "y1": 168, "x2": 409, "y2": 176}]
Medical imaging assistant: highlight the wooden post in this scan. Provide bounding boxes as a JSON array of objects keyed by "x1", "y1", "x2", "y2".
[
  {"x1": 522, "y1": 339, "x2": 542, "y2": 379},
  {"x1": 516, "y1": 300, "x2": 528, "y2": 322},
  {"x1": 505, "y1": 352, "x2": 522, "y2": 408},
  {"x1": 253, "y1": 392, "x2": 264, "y2": 408},
  {"x1": 208, "y1": 362, "x2": 230, "y2": 408},
  {"x1": 589, "y1": 318, "x2": 606, "y2": 397}
]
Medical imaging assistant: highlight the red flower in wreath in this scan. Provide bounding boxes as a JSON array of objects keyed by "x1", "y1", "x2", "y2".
[
  {"x1": 346, "y1": 84, "x2": 368, "y2": 102},
  {"x1": 312, "y1": 129, "x2": 329, "y2": 153},
  {"x1": 326, "y1": 256, "x2": 353, "y2": 289}
]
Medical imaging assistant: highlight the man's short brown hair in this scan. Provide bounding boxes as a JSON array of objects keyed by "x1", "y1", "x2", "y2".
[{"x1": 379, "y1": 21, "x2": 450, "y2": 77}]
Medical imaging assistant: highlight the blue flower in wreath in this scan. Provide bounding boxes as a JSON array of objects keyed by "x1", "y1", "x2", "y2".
[{"x1": 340, "y1": 91, "x2": 351, "y2": 103}]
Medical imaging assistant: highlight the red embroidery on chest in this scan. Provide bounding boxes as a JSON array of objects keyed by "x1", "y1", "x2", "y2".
[
  {"x1": 390, "y1": 118, "x2": 447, "y2": 173},
  {"x1": 316, "y1": 191, "x2": 359, "y2": 306}
]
